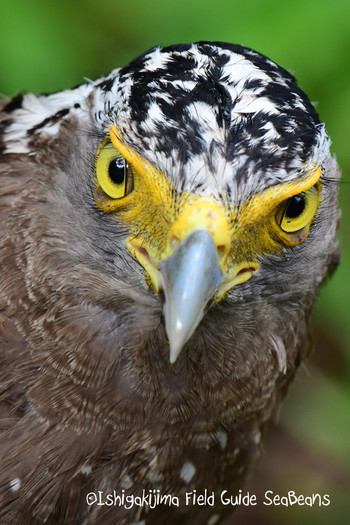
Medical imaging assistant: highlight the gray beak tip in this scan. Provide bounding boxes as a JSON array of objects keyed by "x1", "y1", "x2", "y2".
[{"x1": 169, "y1": 343, "x2": 182, "y2": 364}]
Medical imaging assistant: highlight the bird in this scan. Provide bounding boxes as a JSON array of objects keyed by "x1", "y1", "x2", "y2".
[{"x1": 0, "y1": 41, "x2": 340, "y2": 525}]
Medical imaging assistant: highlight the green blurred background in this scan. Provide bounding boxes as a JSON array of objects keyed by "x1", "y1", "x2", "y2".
[{"x1": 0, "y1": 0, "x2": 349, "y2": 523}]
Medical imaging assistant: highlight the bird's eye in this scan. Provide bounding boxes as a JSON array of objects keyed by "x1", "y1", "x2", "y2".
[
  {"x1": 278, "y1": 185, "x2": 320, "y2": 233},
  {"x1": 95, "y1": 141, "x2": 133, "y2": 199}
]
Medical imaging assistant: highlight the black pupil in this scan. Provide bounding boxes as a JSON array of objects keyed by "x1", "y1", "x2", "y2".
[
  {"x1": 108, "y1": 158, "x2": 126, "y2": 185},
  {"x1": 285, "y1": 194, "x2": 305, "y2": 219}
]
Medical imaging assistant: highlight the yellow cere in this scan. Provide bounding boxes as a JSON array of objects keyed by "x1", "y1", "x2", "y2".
[{"x1": 94, "y1": 126, "x2": 322, "y2": 293}]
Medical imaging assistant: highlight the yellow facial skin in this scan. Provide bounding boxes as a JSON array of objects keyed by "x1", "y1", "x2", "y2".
[{"x1": 94, "y1": 126, "x2": 322, "y2": 300}]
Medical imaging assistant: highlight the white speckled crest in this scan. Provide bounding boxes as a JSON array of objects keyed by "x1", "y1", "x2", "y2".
[
  {"x1": 3, "y1": 41, "x2": 331, "y2": 203},
  {"x1": 93, "y1": 42, "x2": 331, "y2": 200}
]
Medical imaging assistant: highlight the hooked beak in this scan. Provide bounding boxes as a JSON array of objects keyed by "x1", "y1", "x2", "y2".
[
  {"x1": 160, "y1": 230, "x2": 222, "y2": 363},
  {"x1": 127, "y1": 197, "x2": 259, "y2": 363}
]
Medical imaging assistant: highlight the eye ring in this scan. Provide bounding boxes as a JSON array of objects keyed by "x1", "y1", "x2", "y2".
[
  {"x1": 278, "y1": 184, "x2": 320, "y2": 233},
  {"x1": 95, "y1": 140, "x2": 134, "y2": 199}
]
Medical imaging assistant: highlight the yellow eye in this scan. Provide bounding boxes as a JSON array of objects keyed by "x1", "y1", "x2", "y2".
[
  {"x1": 278, "y1": 185, "x2": 320, "y2": 233},
  {"x1": 95, "y1": 141, "x2": 133, "y2": 199}
]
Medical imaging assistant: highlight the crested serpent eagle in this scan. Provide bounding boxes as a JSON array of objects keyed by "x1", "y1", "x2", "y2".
[{"x1": 0, "y1": 42, "x2": 340, "y2": 524}]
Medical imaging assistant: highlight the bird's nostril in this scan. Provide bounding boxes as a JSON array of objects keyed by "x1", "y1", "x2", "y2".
[
  {"x1": 217, "y1": 244, "x2": 227, "y2": 258},
  {"x1": 170, "y1": 234, "x2": 180, "y2": 247}
]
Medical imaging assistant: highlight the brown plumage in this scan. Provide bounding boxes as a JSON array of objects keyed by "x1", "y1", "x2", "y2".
[{"x1": 0, "y1": 42, "x2": 340, "y2": 524}]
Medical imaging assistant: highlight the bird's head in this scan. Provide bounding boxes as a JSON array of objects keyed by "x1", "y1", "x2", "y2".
[
  {"x1": 90, "y1": 42, "x2": 339, "y2": 362},
  {"x1": 4, "y1": 42, "x2": 338, "y2": 367}
]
